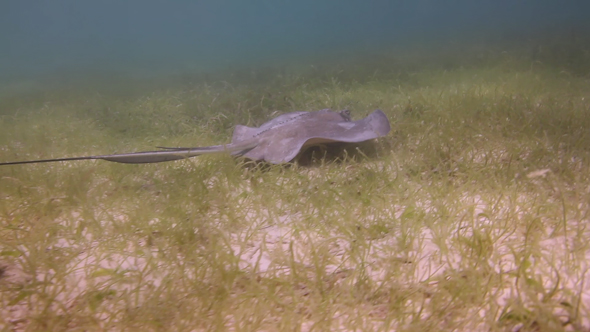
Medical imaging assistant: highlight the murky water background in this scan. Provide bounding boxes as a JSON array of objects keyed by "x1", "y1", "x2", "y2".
[{"x1": 2, "y1": 0, "x2": 588, "y2": 87}]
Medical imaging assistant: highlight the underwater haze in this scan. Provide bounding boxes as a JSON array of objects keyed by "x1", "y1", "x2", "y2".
[
  {"x1": 2, "y1": 0, "x2": 589, "y2": 84},
  {"x1": 4, "y1": 1, "x2": 590, "y2": 331}
]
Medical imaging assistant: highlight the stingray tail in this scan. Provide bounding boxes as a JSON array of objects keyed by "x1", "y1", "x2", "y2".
[{"x1": 0, "y1": 142, "x2": 258, "y2": 166}]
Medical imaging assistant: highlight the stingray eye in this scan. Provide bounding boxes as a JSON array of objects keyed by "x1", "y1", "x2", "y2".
[{"x1": 340, "y1": 109, "x2": 352, "y2": 121}]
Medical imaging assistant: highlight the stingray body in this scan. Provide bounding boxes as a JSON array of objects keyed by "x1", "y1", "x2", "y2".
[{"x1": 0, "y1": 109, "x2": 390, "y2": 166}]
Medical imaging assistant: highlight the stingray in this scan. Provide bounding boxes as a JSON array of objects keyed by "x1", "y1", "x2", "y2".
[{"x1": 0, "y1": 109, "x2": 390, "y2": 166}]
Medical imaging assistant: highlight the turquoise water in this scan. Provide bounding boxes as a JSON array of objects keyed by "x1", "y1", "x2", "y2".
[{"x1": 1, "y1": 0, "x2": 588, "y2": 83}]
